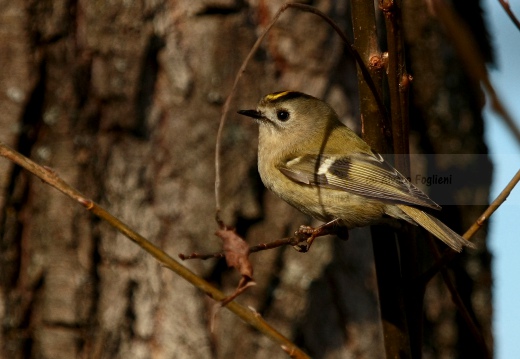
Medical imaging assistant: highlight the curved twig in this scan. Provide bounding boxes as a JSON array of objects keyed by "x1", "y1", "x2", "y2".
[{"x1": 214, "y1": 3, "x2": 387, "y2": 225}]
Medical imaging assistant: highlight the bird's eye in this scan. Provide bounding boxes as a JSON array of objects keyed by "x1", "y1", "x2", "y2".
[{"x1": 276, "y1": 110, "x2": 290, "y2": 121}]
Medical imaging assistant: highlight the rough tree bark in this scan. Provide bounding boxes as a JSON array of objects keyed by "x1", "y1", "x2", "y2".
[{"x1": 0, "y1": 1, "x2": 492, "y2": 358}]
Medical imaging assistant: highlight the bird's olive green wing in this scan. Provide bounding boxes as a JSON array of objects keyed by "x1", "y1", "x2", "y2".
[{"x1": 278, "y1": 152, "x2": 441, "y2": 210}]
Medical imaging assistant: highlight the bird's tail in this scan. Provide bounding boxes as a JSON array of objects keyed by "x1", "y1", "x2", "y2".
[{"x1": 396, "y1": 204, "x2": 475, "y2": 252}]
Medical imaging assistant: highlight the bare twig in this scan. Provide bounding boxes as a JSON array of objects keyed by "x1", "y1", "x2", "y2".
[
  {"x1": 431, "y1": 0, "x2": 520, "y2": 145},
  {"x1": 214, "y1": 2, "x2": 387, "y2": 225},
  {"x1": 219, "y1": 277, "x2": 257, "y2": 307},
  {"x1": 179, "y1": 251, "x2": 225, "y2": 261},
  {"x1": 286, "y1": 4, "x2": 387, "y2": 121},
  {"x1": 179, "y1": 236, "x2": 297, "y2": 260},
  {"x1": 427, "y1": 238, "x2": 492, "y2": 358},
  {"x1": 463, "y1": 168, "x2": 520, "y2": 240},
  {"x1": 411, "y1": 0, "x2": 520, "y2": 289},
  {"x1": 214, "y1": 227, "x2": 256, "y2": 303},
  {"x1": 416, "y1": 168, "x2": 520, "y2": 284},
  {"x1": 179, "y1": 225, "x2": 342, "y2": 261},
  {"x1": 214, "y1": 3, "x2": 284, "y2": 226},
  {"x1": 498, "y1": 0, "x2": 520, "y2": 32},
  {"x1": 0, "y1": 141, "x2": 310, "y2": 359},
  {"x1": 430, "y1": 0, "x2": 520, "y2": 238}
]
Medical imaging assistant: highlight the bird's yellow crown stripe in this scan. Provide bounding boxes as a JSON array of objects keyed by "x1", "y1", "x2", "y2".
[
  {"x1": 265, "y1": 91, "x2": 292, "y2": 101},
  {"x1": 263, "y1": 91, "x2": 313, "y2": 104}
]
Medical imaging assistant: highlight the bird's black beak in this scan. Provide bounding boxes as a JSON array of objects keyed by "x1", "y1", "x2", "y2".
[{"x1": 237, "y1": 109, "x2": 263, "y2": 120}]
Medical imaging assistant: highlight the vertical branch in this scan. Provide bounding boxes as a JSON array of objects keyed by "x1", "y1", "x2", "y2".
[
  {"x1": 380, "y1": 1, "x2": 426, "y2": 358},
  {"x1": 350, "y1": 1, "x2": 411, "y2": 358},
  {"x1": 380, "y1": 0, "x2": 410, "y2": 173},
  {"x1": 351, "y1": 1, "x2": 390, "y2": 148},
  {"x1": 431, "y1": 0, "x2": 520, "y2": 145}
]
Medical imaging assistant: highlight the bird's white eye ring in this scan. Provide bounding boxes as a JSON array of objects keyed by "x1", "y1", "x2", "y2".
[{"x1": 277, "y1": 109, "x2": 290, "y2": 121}]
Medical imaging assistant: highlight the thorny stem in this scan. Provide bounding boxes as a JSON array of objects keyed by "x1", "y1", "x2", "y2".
[{"x1": 0, "y1": 141, "x2": 310, "y2": 359}]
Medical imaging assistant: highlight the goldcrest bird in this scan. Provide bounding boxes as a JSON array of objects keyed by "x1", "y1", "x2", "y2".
[{"x1": 238, "y1": 90, "x2": 474, "y2": 252}]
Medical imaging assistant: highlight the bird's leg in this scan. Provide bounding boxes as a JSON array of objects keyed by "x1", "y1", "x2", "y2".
[{"x1": 293, "y1": 218, "x2": 347, "y2": 252}]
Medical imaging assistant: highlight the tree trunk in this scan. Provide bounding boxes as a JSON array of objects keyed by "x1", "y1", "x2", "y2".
[{"x1": 0, "y1": 1, "x2": 492, "y2": 358}]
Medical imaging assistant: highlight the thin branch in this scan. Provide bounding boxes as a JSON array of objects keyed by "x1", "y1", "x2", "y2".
[
  {"x1": 498, "y1": 0, "x2": 520, "y2": 32},
  {"x1": 350, "y1": 0, "x2": 389, "y2": 151},
  {"x1": 179, "y1": 236, "x2": 299, "y2": 260},
  {"x1": 431, "y1": 0, "x2": 520, "y2": 145},
  {"x1": 205, "y1": 166, "x2": 520, "y2": 339},
  {"x1": 427, "y1": 238, "x2": 492, "y2": 358},
  {"x1": 380, "y1": 0, "x2": 410, "y2": 173},
  {"x1": 379, "y1": 2, "x2": 426, "y2": 356},
  {"x1": 463, "y1": 168, "x2": 520, "y2": 240},
  {"x1": 0, "y1": 141, "x2": 310, "y2": 359},
  {"x1": 351, "y1": 1, "x2": 412, "y2": 358},
  {"x1": 286, "y1": 4, "x2": 388, "y2": 122},
  {"x1": 416, "y1": 168, "x2": 520, "y2": 284},
  {"x1": 214, "y1": 4, "x2": 285, "y2": 226},
  {"x1": 214, "y1": 2, "x2": 387, "y2": 225},
  {"x1": 180, "y1": 221, "x2": 345, "y2": 260},
  {"x1": 413, "y1": 0, "x2": 520, "y2": 287}
]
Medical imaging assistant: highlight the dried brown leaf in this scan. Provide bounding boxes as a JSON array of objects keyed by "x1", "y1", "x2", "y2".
[
  {"x1": 213, "y1": 228, "x2": 257, "y2": 309},
  {"x1": 215, "y1": 228, "x2": 253, "y2": 279}
]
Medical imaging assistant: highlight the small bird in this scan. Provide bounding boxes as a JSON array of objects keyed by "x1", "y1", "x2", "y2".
[{"x1": 238, "y1": 90, "x2": 474, "y2": 252}]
